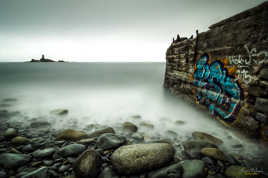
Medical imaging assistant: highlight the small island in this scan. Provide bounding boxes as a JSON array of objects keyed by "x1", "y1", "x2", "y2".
[{"x1": 30, "y1": 55, "x2": 65, "y2": 62}]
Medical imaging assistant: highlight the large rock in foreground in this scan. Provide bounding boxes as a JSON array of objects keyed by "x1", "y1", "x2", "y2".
[
  {"x1": 73, "y1": 149, "x2": 102, "y2": 178},
  {"x1": 111, "y1": 143, "x2": 175, "y2": 175}
]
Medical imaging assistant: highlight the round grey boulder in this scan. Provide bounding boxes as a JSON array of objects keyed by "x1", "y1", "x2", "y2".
[{"x1": 111, "y1": 143, "x2": 175, "y2": 175}]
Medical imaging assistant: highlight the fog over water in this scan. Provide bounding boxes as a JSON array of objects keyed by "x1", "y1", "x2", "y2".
[{"x1": 0, "y1": 62, "x2": 266, "y2": 161}]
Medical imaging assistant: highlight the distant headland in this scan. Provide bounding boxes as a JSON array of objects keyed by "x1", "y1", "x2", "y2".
[{"x1": 30, "y1": 55, "x2": 65, "y2": 62}]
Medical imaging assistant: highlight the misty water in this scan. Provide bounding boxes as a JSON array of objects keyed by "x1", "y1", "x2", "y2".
[{"x1": 0, "y1": 62, "x2": 266, "y2": 163}]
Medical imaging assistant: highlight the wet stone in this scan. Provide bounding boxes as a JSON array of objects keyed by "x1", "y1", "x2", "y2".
[
  {"x1": 175, "y1": 120, "x2": 186, "y2": 125},
  {"x1": 77, "y1": 138, "x2": 96, "y2": 145},
  {"x1": 232, "y1": 144, "x2": 243, "y2": 148},
  {"x1": 50, "y1": 109, "x2": 69, "y2": 116},
  {"x1": 2, "y1": 98, "x2": 17, "y2": 103},
  {"x1": 59, "y1": 164, "x2": 71, "y2": 172},
  {"x1": 0, "y1": 170, "x2": 7, "y2": 178},
  {"x1": 182, "y1": 160, "x2": 205, "y2": 178},
  {"x1": 98, "y1": 167, "x2": 119, "y2": 178},
  {"x1": 43, "y1": 160, "x2": 53, "y2": 166},
  {"x1": 0, "y1": 136, "x2": 4, "y2": 142},
  {"x1": 87, "y1": 127, "x2": 115, "y2": 138},
  {"x1": 192, "y1": 132, "x2": 223, "y2": 145},
  {"x1": 225, "y1": 165, "x2": 251, "y2": 178},
  {"x1": 96, "y1": 133, "x2": 126, "y2": 150},
  {"x1": 182, "y1": 140, "x2": 217, "y2": 158},
  {"x1": 122, "y1": 122, "x2": 138, "y2": 133},
  {"x1": 73, "y1": 149, "x2": 102, "y2": 178},
  {"x1": 201, "y1": 148, "x2": 227, "y2": 161},
  {"x1": 0, "y1": 153, "x2": 31, "y2": 169},
  {"x1": 30, "y1": 121, "x2": 51, "y2": 129},
  {"x1": 59, "y1": 144, "x2": 86, "y2": 157},
  {"x1": 140, "y1": 122, "x2": 154, "y2": 129},
  {"x1": 201, "y1": 157, "x2": 215, "y2": 169},
  {"x1": 166, "y1": 130, "x2": 178, "y2": 138},
  {"x1": 3, "y1": 128, "x2": 17, "y2": 139},
  {"x1": 67, "y1": 157, "x2": 76, "y2": 163},
  {"x1": 148, "y1": 162, "x2": 182, "y2": 178},
  {"x1": 32, "y1": 147, "x2": 56, "y2": 158},
  {"x1": 56, "y1": 129, "x2": 88, "y2": 141},
  {"x1": 21, "y1": 167, "x2": 48, "y2": 178},
  {"x1": 111, "y1": 143, "x2": 175, "y2": 175}
]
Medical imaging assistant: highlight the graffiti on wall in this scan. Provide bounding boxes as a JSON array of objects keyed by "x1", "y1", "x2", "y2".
[
  {"x1": 228, "y1": 45, "x2": 268, "y2": 84},
  {"x1": 193, "y1": 53, "x2": 244, "y2": 124},
  {"x1": 229, "y1": 45, "x2": 268, "y2": 66}
]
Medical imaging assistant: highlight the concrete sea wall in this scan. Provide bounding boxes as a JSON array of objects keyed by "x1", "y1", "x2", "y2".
[{"x1": 164, "y1": 2, "x2": 268, "y2": 142}]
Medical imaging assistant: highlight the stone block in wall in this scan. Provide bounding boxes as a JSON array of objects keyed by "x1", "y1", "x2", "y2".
[
  {"x1": 259, "y1": 68, "x2": 268, "y2": 81},
  {"x1": 248, "y1": 85, "x2": 268, "y2": 97},
  {"x1": 255, "y1": 98, "x2": 268, "y2": 114},
  {"x1": 254, "y1": 112, "x2": 267, "y2": 123},
  {"x1": 234, "y1": 115, "x2": 260, "y2": 137}
]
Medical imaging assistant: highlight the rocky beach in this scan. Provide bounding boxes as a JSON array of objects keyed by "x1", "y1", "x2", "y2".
[{"x1": 0, "y1": 97, "x2": 267, "y2": 178}]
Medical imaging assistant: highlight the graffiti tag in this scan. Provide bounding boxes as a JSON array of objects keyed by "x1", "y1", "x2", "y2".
[
  {"x1": 193, "y1": 54, "x2": 243, "y2": 124},
  {"x1": 229, "y1": 45, "x2": 268, "y2": 66}
]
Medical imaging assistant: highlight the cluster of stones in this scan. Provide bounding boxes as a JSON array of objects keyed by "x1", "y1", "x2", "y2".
[
  {"x1": 164, "y1": 2, "x2": 268, "y2": 142},
  {"x1": 0, "y1": 108, "x2": 267, "y2": 178}
]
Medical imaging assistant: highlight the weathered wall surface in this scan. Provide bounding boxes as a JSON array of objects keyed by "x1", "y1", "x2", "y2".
[{"x1": 164, "y1": 2, "x2": 268, "y2": 142}]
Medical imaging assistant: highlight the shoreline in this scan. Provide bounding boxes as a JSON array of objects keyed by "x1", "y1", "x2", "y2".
[{"x1": 0, "y1": 99, "x2": 267, "y2": 178}]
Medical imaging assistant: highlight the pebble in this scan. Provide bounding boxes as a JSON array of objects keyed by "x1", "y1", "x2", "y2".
[
  {"x1": 0, "y1": 171, "x2": 7, "y2": 178},
  {"x1": 22, "y1": 144, "x2": 34, "y2": 152},
  {"x1": 148, "y1": 162, "x2": 182, "y2": 178},
  {"x1": 122, "y1": 122, "x2": 138, "y2": 133},
  {"x1": 59, "y1": 164, "x2": 71, "y2": 172},
  {"x1": 73, "y1": 149, "x2": 102, "y2": 178},
  {"x1": 43, "y1": 160, "x2": 54, "y2": 166},
  {"x1": 201, "y1": 148, "x2": 227, "y2": 161},
  {"x1": 0, "y1": 153, "x2": 31, "y2": 169},
  {"x1": 3, "y1": 128, "x2": 17, "y2": 139},
  {"x1": 56, "y1": 129, "x2": 88, "y2": 141},
  {"x1": 21, "y1": 167, "x2": 48, "y2": 178},
  {"x1": 182, "y1": 160, "x2": 205, "y2": 178},
  {"x1": 96, "y1": 133, "x2": 126, "y2": 150},
  {"x1": 32, "y1": 147, "x2": 56, "y2": 158},
  {"x1": 59, "y1": 144, "x2": 86, "y2": 157}
]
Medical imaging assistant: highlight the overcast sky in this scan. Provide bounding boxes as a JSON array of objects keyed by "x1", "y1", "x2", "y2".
[{"x1": 0, "y1": 0, "x2": 266, "y2": 62}]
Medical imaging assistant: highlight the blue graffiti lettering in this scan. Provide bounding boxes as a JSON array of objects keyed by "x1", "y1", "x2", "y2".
[{"x1": 193, "y1": 54, "x2": 243, "y2": 123}]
